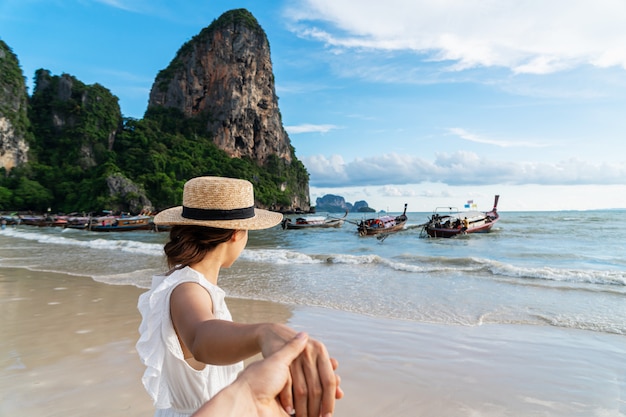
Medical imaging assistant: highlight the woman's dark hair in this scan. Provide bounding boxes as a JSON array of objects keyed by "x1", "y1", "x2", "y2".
[{"x1": 163, "y1": 225, "x2": 236, "y2": 269}]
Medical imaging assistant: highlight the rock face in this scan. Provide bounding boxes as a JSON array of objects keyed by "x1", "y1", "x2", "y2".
[
  {"x1": 106, "y1": 174, "x2": 152, "y2": 214},
  {"x1": 353, "y1": 200, "x2": 375, "y2": 213},
  {"x1": 316, "y1": 194, "x2": 353, "y2": 213},
  {"x1": 0, "y1": 118, "x2": 29, "y2": 170},
  {"x1": 316, "y1": 194, "x2": 374, "y2": 213},
  {"x1": 0, "y1": 40, "x2": 30, "y2": 171},
  {"x1": 148, "y1": 9, "x2": 292, "y2": 165}
]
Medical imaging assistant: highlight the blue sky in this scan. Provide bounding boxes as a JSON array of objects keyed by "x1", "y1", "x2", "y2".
[{"x1": 2, "y1": 0, "x2": 625, "y2": 211}]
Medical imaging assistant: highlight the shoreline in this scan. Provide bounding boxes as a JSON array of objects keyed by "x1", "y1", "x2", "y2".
[{"x1": 2, "y1": 267, "x2": 625, "y2": 417}]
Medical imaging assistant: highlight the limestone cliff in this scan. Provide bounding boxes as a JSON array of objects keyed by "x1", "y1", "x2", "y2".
[
  {"x1": 0, "y1": 10, "x2": 309, "y2": 214},
  {"x1": 148, "y1": 9, "x2": 293, "y2": 165},
  {"x1": 30, "y1": 70, "x2": 120, "y2": 170},
  {"x1": 29, "y1": 70, "x2": 153, "y2": 213},
  {"x1": 315, "y1": 194, "x2": 375, "y2": 213},
  {"x1": 0, "y1": 40, "x2": 30, "y2": 171}
]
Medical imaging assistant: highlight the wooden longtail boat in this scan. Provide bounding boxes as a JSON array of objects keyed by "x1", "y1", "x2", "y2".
[
  {"x1": 64, "y1": 216, "x2": 91, "y2": 229},
  {"x1": 281, "y1": 212, "x2": 347, "y2": 230},
  {"x1": 88, "y1": 215, "x2": 153, "y2": 232},
  {"x1": 17, "y1": 214, "x2": 67, "y2": 227},
  {"x1": 422, "y1": 195, "x2": 500, "y2": 238},
  {"x1": 356, "y1": 204, "x2": 408, "y2": 237},
  {"x1": 17, "y1": 214, "x2": 50, "y2": 226}
]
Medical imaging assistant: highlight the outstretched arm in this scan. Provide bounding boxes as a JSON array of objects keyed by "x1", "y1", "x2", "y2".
[{"x1": 171, "y1": 282, "x2": 343, "y2": 416}]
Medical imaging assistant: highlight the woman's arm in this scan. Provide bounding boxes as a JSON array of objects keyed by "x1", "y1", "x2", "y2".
[
  {"x1": 171, "y1": 282, "x2": 343, "y2": 416},
  {"x1": 170, "y1": 282, "x2": 265, "y2": 364}
]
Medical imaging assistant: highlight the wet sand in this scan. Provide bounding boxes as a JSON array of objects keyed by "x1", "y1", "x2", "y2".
[{"x1": 1, "y1": 268, "x2": 625, "y2": 416}]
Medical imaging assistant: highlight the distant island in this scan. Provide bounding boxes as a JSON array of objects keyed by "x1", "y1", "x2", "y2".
[{"x1": 315, "y1": 194, "x2": 376, "y2": 213}]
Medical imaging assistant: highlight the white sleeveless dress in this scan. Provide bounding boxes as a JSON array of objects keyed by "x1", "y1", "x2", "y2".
[{"x1": 136, "y1": 266, "x2": 244, "y2": 417}]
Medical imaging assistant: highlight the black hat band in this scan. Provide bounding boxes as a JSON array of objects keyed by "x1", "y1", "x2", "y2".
[{"x1": 182, "y1": 206, "x2": 255, "y2": 221}]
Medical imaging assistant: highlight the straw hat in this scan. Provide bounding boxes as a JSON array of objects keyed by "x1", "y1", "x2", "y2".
[{"x1": 154, "y1": 176, "x2": 283, "y2": 230}]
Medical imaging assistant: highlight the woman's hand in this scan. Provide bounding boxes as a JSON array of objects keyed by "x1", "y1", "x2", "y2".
[
  {"x1": 192, "y1": 332, "x2": 311, "y2": 417},
  {"x1": 260, "y1": 324, "x2": 343, "y2": 417}
]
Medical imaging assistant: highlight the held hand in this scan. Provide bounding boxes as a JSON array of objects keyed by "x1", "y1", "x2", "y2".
[
  {"x1": 191, "y1": 333, "x2": 310, "y2": 417},
  {"x1": 261, "y1": 324, "x2": 343, "y2": 417},
  {"x1": 241, "y1": 332, "x2": 310, "y2": 417}
]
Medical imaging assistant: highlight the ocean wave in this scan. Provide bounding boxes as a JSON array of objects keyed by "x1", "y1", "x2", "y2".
[
  {"x1": 91, "y1": 268, "x2": 160, "y2": 288},
  {"x1": 474, "y1": 257, "x2": 626, "y2": 287},
  {"x1": 239, "y1": 249, "x2": 323, "y2": 264},
  {"x1": 1, "y1": 228, "x2": 163, "y2": 256},
  {"x1": 339, "y1": 252, "x2": 626, "y2": 287},
  {"x1": 532, "y1": 313, "x2": 625, "y2": 336},
  {"x1": 389, "y1": 254, "x2": 626, "y2": 287},
  {"x1": 239, "y1": 249, "x2": 454, "y2": 273},
  {"x1": 240, "y1": 247, "x2": 626, "y2": 288},
  {"x1": 3, "y1": 226, "x2": 623, "y2": 289}
]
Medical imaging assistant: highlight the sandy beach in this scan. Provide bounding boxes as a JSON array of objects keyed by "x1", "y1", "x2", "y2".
[{"x1": 2, "y1": 267, "x2": 625, "y2": 417}]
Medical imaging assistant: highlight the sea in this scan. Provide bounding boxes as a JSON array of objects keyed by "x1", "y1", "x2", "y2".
[{"x1": 1, "y1": 209, "x2": 625, "y2": 336}]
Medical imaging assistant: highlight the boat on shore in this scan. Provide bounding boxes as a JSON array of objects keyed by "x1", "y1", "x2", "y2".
[
  {"x1": 63, "y1": 216, "x2": 91, "y2": 229},
  {"x1": 88, "y1": 215, "x2": 153, "y2": 232},
  {"x1": 4, "y1": 211, "x2": 159, "y2": 232},
  {"x1": 281, "y1": 212, "x2": 347, "y2": 230},
  {"x1": 16, "y1": 214, "x2": 49, "y2": 227},
  {"x1": 17, "y1": 214, "x2": 68, "y2": 227},
  {"x1": 356, "y1": 204, "x2": 408, "y2": 237},
  {"x1": 422, "y1": 195, "x2": 500, "y2": 238}
]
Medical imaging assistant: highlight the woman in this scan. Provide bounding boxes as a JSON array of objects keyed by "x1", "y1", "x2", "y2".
[{"x1": 136, "y1": 176, "x2": 341, "y2": 417}]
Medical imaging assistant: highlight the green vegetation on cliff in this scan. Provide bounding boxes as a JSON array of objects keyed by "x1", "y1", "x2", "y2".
[
  {"x1": 0, "y1": 71, "x2": 308, "y2": 213},
  {"x1": 0, "y1": 8, "x2": 309, "y2": 214},
  {"x1": 115, "y1": 106, "x2": 309, "y2": 211},
  {"x1": 0, "y1": 40, "x2": 31, "y2": 144}
]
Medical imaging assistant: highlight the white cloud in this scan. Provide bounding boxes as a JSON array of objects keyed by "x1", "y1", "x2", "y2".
[
  {"x1": 93, "y1": 0, "x2": 142, "y2": 13},
  {"x1": 90, "y1": 0, "x2": 206, "y2": 23},
  {"x1": 380, "y1": 185, "x2": 416, "y2": 198},
  {"x1": 286, "y1": 0, "x2": 626, "y2": 74},
  {"x1": 285, "y1": 124, "x2": 339, "y2": 134},
  {"x1": 419, "y1": 189, "x2": 454, "y2": 199},
  {"x1": 303, "y1": 152, "x2": 626, "y2": 187},
  {"x1": 447, "y1": 128, "x2": 548, "y2": 148},
  {"x1": 311, "y1": 183, "x2": 626, "y2": 212},
  {"x1": 301, "y1": 154, "x2": 349, "y2": 184}
]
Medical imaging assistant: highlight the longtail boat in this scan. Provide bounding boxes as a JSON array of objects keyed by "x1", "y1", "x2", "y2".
[
  {"x1": 422, "y1": 195, "x2": 500, "y2": 238},
  {"x1": 356, "y1": 204, "x2": 408, "y2": 237},
  {"x1": 281, "y1": 212, "x2": 347, "y2": 230},
  {"x1": 88, "y1": 215, "x2": 153, "y2": 232}
]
